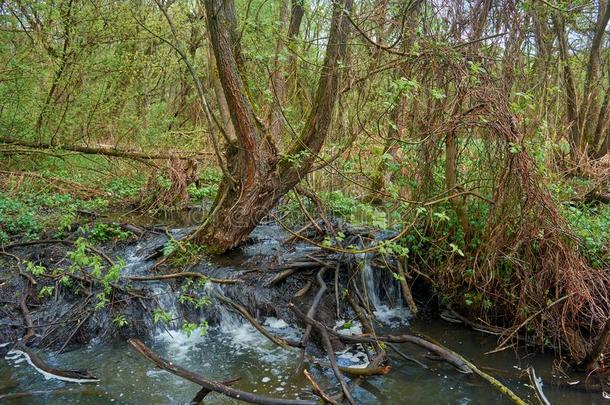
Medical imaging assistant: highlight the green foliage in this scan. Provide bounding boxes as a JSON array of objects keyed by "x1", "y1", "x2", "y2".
[
  {"x1": 0, "y1": 195, "x2": 40, "y2": 242},
  {"x1": 88, "y1": 223, "x2": 132, "y2": 243},
  {"x1": 107, "y1": 177, "x2": 145, "y2": 199},
  {"x1": 113, "y1": 314, "x2": 129, "y2": 327},
  {"x1": 153, "y1": 308, "x2": 173, "y2": 324},
  {"x1": 0, "y1": 191, "x2": 110, "y2": 242},
  {"x1": 320, "y1": 191, "x2": 387, "y2": 228},
  {"x1": 562, "y1": 203, "x2": 610, "y2": 268},
  {"x1": 163, "y1": 239, "x2": 206, "y2": 264},
  {"x1": 187, "y1": 183, "x2": 218, "y2": 201},
  {"x1": 182, "y1": 321, "x2": 208, "y2": 337},
  {"x1": 38, "y1": 285, "x2": 54, "y2": 299},
  {"x1": 24, "y1": 261, "x2": 46, "y2": 277}
]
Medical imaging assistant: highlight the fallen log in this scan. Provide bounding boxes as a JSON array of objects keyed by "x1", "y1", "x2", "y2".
[
  {"x1": 0, "y1": 136, "x2": 210, "y2": 160},
  {"x1": 125, "y1": 272, "x2": 240, "y2": 284},
  {"x1": 289, "y1": 303, "x2": 470, "y2": 373},
  {"x1": 128, "y1": 338, "x2": 316, "y2": 405}
]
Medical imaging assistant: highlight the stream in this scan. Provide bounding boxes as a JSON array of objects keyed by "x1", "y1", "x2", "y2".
[{"x1": 0, "y1": 219, "x2": 606, "y2": 404}]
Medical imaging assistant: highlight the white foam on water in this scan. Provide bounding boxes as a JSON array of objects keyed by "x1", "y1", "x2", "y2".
[
  {"x1": 264, "y1": 317, "x2": 289, "y2": 329},
  {"x1": 373, "y1": 305, "x2": 411, "y2": 327},
  {"x1": 154, "y1": 328, "x2": 207, "y2": 360}
]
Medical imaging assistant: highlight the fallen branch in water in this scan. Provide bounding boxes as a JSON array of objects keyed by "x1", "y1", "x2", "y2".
[
  {"x1": 11, "y1": 344, "x2": 100, "y2": 383},
  {"x1": 290, "y1": 303, "x2": 469, "y2": 373},
  {"x1": 128, "y1": 338, "x2": 316, "y2": 405},
  {"x1": 125, "y1": 272, "x2": 240, "y2": 284},
  {"x1": 212, "y1": 292, "x2": 296, "y2": 350},
  {"x1": 297, "y1": 268, "x2": 328, "y2": 372},
  {"x1": 0, "y1": 388, "x2": 103, "y2": 401},
  {"x1": 303, "y1": 369, "x2": 338, "y2": 405},
  {"x1": 191, "y1": 377, "x2": 240, "y2": 404},
  {"x1": 527, "y1": 367, "x2": 550, "y2": 405},
  {"x1": 317, "y1": 325, "x2": 356, "y2": 405}
]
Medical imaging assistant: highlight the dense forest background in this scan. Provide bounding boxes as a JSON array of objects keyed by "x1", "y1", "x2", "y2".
[{"x1": 1, "y1": 0, "x2": 609, "y2": 369}]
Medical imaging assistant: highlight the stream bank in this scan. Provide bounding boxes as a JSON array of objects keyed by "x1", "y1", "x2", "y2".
[{"x1": 0, "y1": 215, "x2": 608, "y2": 403}]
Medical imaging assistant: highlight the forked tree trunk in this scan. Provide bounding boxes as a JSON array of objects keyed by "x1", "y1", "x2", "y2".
[{"x1": 195, "y1": 0, "x2": 353, "y2": 253}]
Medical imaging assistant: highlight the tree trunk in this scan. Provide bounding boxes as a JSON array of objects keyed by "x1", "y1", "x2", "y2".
[
  {"x1": 581, "y1": 0, "x2": 610, "y2": 150},
  {"x1": 196, "y1": 0, "x2": 353, "y2": 253},
  {"x1": 552, "y1": 11, "x2": 581, "y2": 157},
  {"x1": 268, "y1": 0, "x2": 291, "y2": 144}
]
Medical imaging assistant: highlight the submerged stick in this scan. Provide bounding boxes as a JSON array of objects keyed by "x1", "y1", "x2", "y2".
[
  {"x1": 191, "y1": 377, "x2": 240, "y2": 404},
  {"x1": 11, "y1": 345, "x2": 99, "y2": 383},
  {"x1": 128, "y1": 338, "x2": 315, "y2": 405},
  {"x1": 303, "y1": 369, "x2": 338, "y2": 405},
  {"x1": 298, "y1": 268, "x2": 328, "y2": 372},
  {"x1": 527, "y1": 367, "x2": 550, "y2": 405},
  {"x1": 317, "y1": 325, "x2": 356, "y2": 405}
]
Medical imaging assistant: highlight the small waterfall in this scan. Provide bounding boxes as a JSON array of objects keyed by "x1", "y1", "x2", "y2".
[
  {"x1": 361, "y1": 254, "x2": 383, "y2": 310},
  {"x1": 360, "y1": 254, "x2": 411, "y2": 327}
]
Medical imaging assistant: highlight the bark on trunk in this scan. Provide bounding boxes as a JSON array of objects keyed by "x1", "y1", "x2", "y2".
[{"x1": 196, "y1": 0, "x2": 353, "y2": 253}]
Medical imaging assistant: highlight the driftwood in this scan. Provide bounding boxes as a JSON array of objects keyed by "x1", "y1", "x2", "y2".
[
  {"x1": 128, "y1": 338, "x2": 316, "y2": 405},
  {"x1": 290, "y1": 303, "x2": 470, "y2": 374},
  {"x1": 317, "y1": 325, "x2": 356, "y2": 405}
]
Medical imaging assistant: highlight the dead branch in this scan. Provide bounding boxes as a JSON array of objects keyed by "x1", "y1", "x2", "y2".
[
  {"x1": 303, "y1": 369, "x2": 337, "y2": 405},
  {"x1": 191, "y1": 377, "x2": 240, "y2": 404},
  {"x1": 396, "y1": 260, "x2": 418, "y2": 315},
  {"x1": 578, "y1": 317, "x2": 610, "y2": 371},
  {"x1": 128, "y1": 338, "x2": 316, "y2": 405},
  {"x1": 125, "y1": 272, "x2": 240, "y2": 284},
  {"x1": 0, "y1": 136, "x2": 209, "y2": 160},
  {"x1": 297, "y1": 268, "x2": 328, "y2": 371},
  {"x1": 317, "y1": 325, "x2": 356, "y2": 405},
  {"x1": 527, "y1": 367, "x2": 550, "y2": 405},
  {"x1": 212, "y1": 292, "x2": 295, "y2": 350}
]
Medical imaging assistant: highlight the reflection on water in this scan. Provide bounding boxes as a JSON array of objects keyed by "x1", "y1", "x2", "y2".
[{"x1": 1, "y1": 316, "x2": 605, "y2": 404}]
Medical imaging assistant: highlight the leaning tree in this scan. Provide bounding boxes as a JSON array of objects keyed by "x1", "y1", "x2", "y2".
[{"x1": 195, "y1": 0, "x2": 354, "y2": 252}]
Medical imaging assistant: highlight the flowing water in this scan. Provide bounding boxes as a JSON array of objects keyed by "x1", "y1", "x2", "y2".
[{"x1": 0, "y1": 221, "x2": 606, "y2": 404}]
